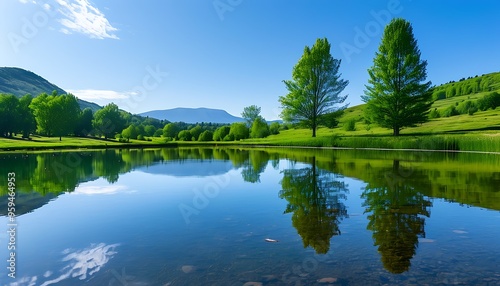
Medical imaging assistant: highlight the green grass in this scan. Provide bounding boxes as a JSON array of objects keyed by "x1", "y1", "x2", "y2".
[{"x1": 1, "y1": 89, "x2": 499, "y2": 153}]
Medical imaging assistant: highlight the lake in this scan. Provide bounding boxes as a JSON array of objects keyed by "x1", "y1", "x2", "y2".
[{"x1": 1, "y1": 147, "x2": 499, "y2": 285}]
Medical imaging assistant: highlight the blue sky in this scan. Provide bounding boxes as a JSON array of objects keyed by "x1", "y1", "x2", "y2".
[{"x1": 1, "y1": 0, "x2": 499, "y2": 120}]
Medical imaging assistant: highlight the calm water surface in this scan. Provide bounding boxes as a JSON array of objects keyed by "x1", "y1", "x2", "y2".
[{"x1": 0, "y1": 148, "x2": 499, "y2": 285}]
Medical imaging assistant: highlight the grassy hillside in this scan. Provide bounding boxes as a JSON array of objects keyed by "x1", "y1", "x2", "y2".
[
  {"x1": 336, "y1": 71, "x2": 500, "y2": 135},
  {"x1": 0, "y1": 67, "x2": 101, "y2": 112}
]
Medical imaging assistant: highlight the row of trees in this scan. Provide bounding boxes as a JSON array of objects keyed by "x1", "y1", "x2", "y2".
[
  {"x1": 432, "y1": 73, "x2": 500, "y2": 100},
  {"x1": 0, "y1": 89, "x2": 283, "y2": 143},
  {"x1": 0, "y1": 91, "x2": 166, "y2": 140},
  {"x1": 430, "y1": 91, "x2": 500, "y2": 118},
  {"x1": 159, "y1": 106, "x2": 281, "y2": 142},
  {"x1": 279, "y1": 18, "x2": 435, "y2": 136}
]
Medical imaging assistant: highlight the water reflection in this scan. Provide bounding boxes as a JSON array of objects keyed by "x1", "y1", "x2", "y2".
[
  {"x1": 13, "y1": 243, "x2": 119, "y2": 286},
  {"x1": 1, "y1": 147, "x2": 499, "y2": 278},
  {"x1": 279, "y1": 156, "x2": 348, "y2": 254},
  {"x1": 361, "y1": 160, "x2": 432, "y2": 273}
]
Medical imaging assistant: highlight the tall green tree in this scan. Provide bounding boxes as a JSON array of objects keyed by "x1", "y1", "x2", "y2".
[
  {"x1": 280, "y1": 38, "x2": 348, "y2": 137},
  {"x1": 362, "y1": 18, "x2": 432, "y2": 136},
  {"x1": 241, "y1": 105, "x2": 262, "y2": 127},
  {"x1": 17, "y1": 94, "x2": 36, "y2": 138},
  {"x1": 51, "y1": 94, "x2": 80, "y2": 140},
  {"x1": 93, "y1": 103, "x2": 125, "y2": 139},
  {"x1": 0, "y1": 94, "x2": 20, "y2": 137},
  {"x1": 75, "y1": 108, "x2": 94, "y2": 137},
  {"x1": 30, "y1": 93, "x2": 53, "y2": 136},
  {"x1": 250, "y1": 117, "x2": 270, "y2": 138}
]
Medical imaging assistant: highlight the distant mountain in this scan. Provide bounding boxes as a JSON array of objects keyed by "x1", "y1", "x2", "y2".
[
  {"x1": 0, "y1": 67, "x2": 101, "y2": 112},
  {"x1": 136, "y1": 160, "x2": 235, "y2": 177},
  {"x1": 140, "y1": 107, "x2": 244, "y2": 124}
]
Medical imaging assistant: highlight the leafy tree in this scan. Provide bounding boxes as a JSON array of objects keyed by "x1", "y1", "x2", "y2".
[
  {"x1": 162, "y1": 123, "x2": 179, "y2": 139},
  {"x1": 198, "y1": 130, "x2": 213, "y2": 142},
  {"x1": 241, "y1": 105, "x2": 262, "y2": 127},
  {"x1": 144, "y1": 125, "x2": 157, "y2": 137},
  {"x1": 30, "y1": 93, "x2": 53, "y2": 136},
  {"x1": 93, "y1": 103, "x2": 125, "y2": 139},
  {"x1": 121, "y1": 124, "x2": 139, "y2": 141},
  {"x1": 229, "y1": 122, "x2": 249, "y2": 140},
  {"x1": 189, "y1": 125, "x2": 203, "y2": 140},
  {"x1": 269, "y1": 122, "x2": 280, "y2": 135},
  {"x1": 213, "y1": 125, "x2": 230, "y2": 141},
  {"x1": 177, "y1": 130, "x2": 192, "y2": 141},
  {"x1": 250, "y1": 117, "x2": 270, "y2": 138},
  {"x1": 30, "y1": 93, "x2": 80, "y2": 140},
  {"x1": 75, "y1": 108, "x2": 94, "y2": 137},
  {"x1": 363, "y1": 18, "x2": 432, "y2": 136},
  {"x1": 51, "y1": 94, "x2": 80, "y2": 140},
  {"x1": 17, "y1": 94, "x2": 36, "y2": 138},
  {"x1": 153, "y1": 128, "x2": 163, "y2": 137},
  {"x1": 280, "y1": 38, "x2": 349, "y2": 137},
  {"x1": 0, "y1": 94, "x2": 20, "y2": 137}
]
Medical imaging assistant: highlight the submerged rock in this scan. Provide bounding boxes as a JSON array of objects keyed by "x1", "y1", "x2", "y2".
[
  {"x1": 243, "y1": 282, "x2": 263, "y2": 286},
  {"x1": 318, "y1": 277, "x2": 338, "y2": 283},
  {"x1": 181, "y1": 265, "x2": 196, "y2": 273}
]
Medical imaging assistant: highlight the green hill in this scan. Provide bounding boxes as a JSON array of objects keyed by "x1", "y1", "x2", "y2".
[
  {"x1": 0, "y1": 67, "x2": 101, "y2": 112},
  {"x1": 338, "y1": 71, "x2": 500, "y2": 134}
]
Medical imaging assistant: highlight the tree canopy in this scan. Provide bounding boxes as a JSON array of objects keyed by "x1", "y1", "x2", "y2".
[
  {"x1": 280, "y1": 38, "x2": 348, "y2": 137},
  {"x1": 362, "y1": 18, "x2": 432, "y2": 136},
  {"x1": 92, "y1": 103, "x2": 125, "y2": 139},
  {"x1": 241, "y1": 105, "x2": 262, "y2": 127}
]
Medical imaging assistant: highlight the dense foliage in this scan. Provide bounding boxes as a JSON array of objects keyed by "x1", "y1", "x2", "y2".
[
  {"x1": 363, "y1": 18, "x2": 432, "y2": 136},
  {"x1": 280, "y1": 38, "x2": 348, "y2": 137}
]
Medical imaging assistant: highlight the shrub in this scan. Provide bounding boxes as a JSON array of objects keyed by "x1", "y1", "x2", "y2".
[
  {"x1": 429, "y1": 108, "x2": 440, "y2": 119},
  {"x1": 477, "y1": 92, "x2": 500, "y2": 111},
  {"x1": 456, "y1": 100, "x2": 478, "y2": 115},
  {"x1": 441, "y1": 105, "x2": 459, "y2": 117},
  {"x1": 343, "y1": 119, "x2": 356, "y2": 131},
  {"x1": 269, "y1": 122, "x2": 280, "y2": 135},
  {"x1": 153, "y1": 129, "x2": 163, "y2": 137},
  {"x1": 137, "y1": 134, "x2": 145, "y2": 140},
  {"x1": 432, "y1": 89, "x2": 446, "y2": 101},
  {"x1": 223, "y1": 133, "x2": 234, "y2": 141}
]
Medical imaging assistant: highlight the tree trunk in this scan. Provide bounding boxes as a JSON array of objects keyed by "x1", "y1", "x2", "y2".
[
  {"x1": 312, "y1": 127, "x2": 316, "y2": 137},
  {"x1": 393, "y1": 127, "x2": 400, "y2": 136},
  {"x1": 59, "y1": 136, "x2": 62, "y2": 141}
]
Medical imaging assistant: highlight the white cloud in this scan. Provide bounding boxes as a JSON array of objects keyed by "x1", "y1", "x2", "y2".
[
  {"x1": 18, "y1": 0, "x2": 118, "y2": 39},
  {"x1": 56, "y1": 0, "x2": 119, "y2": 39},
  {"x1": 68, "y1": 89, "x2": 136, "y2": 100},
  {"x1": 41, "y1": 243, "x2": 119, "y2": 286},
  {"x1": 72, "y1": 185, "x2": 129, "y2": 195},
  {"x1": 10, "y1": 243, "x2": 119, "y2": 286}
]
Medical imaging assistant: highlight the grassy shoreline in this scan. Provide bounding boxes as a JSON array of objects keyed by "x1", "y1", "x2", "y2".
[{"x1": 1, "y1": 131, "x2": 500, "y2": 154}]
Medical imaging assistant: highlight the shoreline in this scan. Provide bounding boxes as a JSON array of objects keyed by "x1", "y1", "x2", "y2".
[{"x1": 1, "y1": 139, "x2": 500, "y2": 155}]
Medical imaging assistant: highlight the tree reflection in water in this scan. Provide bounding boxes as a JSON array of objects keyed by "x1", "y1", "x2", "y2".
[
  {"x1": 362, "y1": 160, "x2": 432, "y2": 273},
  {"x1": 279, "y1": 156, "x2": 348, "y2": 254}
]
